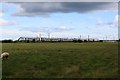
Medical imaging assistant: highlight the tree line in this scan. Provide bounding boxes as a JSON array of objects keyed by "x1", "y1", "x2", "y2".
[{"x1": 1, "y1": 39, "x2": 119, "y2": 43}]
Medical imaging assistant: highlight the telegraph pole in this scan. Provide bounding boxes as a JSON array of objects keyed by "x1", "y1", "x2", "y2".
[
  {"x1": 39, "y1": 33, "x2": 41, "y2": 41},
  {"x1": 88, "y1": 35, "x2": 89, "y2": 41},
  {"x1": 48, "y1": 32, "x2": 50, "y2": 39},
  {"x1": 80, "y1": 35, "x2": 81, "y2": 40}
]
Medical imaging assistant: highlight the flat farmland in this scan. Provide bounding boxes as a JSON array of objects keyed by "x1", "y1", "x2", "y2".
[{"x1": 1, "y1": 42, "x2": 118, "y2": 78}]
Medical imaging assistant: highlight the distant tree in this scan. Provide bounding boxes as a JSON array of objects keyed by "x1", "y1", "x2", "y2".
[
  {"x1": 32, "y1": 39, "x2": 36, "y2": 43},
  {"x1": 27, "y1": 40, "x2": 30, "y2": 43},
  {"x1": 78, "y1": 39, "x2": 83, "y2": 43},
  {"x1": 2, "y1": 39, "x2": 13, "y2": 43},
  {"x1": 99, "y1": 40, "x2": 103, "y2": 42},
  {"x1": 73, "y1": 39, "x2": 78, "y2": 42},
  {"x1": 84, "y1": 40, "x2": 88, "y2": 42}
]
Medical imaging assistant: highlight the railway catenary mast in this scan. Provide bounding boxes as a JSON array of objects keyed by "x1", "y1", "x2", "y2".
[
  {"x1": 88, "y1": 35, "x2": 89, "y2": 41},
  {"x1": 80, "y1": 35, "x2": 81, "y2": 40},
  {"x1": 48, "y1": 32, "x2": 50, "y2": 39},
  {"x1": 39, "y1": 33, "x2": 41, "y2": 41}
]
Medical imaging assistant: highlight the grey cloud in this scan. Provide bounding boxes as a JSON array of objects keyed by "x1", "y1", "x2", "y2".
[
  {"x1": 2, "y1": 0, "x2": 120, "y2": 2},
  {"x1": 12, "y1": 2, "x2": 117, "y2": 17},
  {"x1": 96, "y1": 22, "x2": 114, "y2": 26}
]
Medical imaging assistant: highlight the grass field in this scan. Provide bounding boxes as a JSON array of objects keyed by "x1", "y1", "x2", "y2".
[{"x1": 1, "y1": 42, "x2": 118, "y2": 78}]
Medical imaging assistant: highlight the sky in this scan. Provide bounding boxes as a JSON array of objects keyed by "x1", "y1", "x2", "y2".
[{"x1": 0, "y1": 2, "x2": 119, "y2": 40}]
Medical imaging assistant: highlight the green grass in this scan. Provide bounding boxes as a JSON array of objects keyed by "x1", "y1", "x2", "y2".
[{"x1": 2, "y1": 42, "x2": 118, "y2": 78}]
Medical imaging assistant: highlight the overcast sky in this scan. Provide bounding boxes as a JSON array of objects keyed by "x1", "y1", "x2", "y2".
[{"x1": 0, "y1": 2, "x2": 119, "y2": 40}]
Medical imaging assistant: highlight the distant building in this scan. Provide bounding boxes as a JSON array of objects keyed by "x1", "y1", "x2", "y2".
[
  {"x1": 18, "y1": 37, "x2": 100, "y2": 42},
  {"x1": 18, "y1": 37, "x2": 41, "y2": 42}
]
